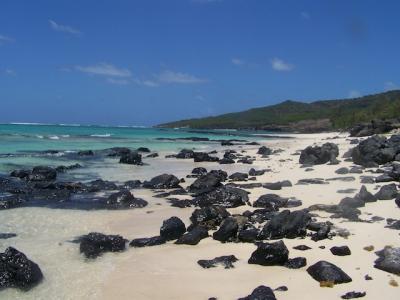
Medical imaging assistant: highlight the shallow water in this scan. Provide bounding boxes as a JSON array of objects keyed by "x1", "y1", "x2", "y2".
[{"x1": 0, "y1": 123, "x2": 270, "y2": 299}]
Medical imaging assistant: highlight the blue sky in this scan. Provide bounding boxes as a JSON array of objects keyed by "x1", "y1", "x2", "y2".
[{"x1": 0, "y1": 0, "x2": 399, "y2": 126}]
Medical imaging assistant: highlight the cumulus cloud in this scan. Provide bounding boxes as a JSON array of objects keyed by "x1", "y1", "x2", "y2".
[
  {"x1": 384, "y1": 81, "x2": 398, "y2": 91},
  {"x1": 156, "y1": 70, "x2": 206, "y2": 84},
  {"x1": 0, "y1": 35, "x2": 14, "y2": 45},
  {"x1": 271, "y1": 58, "x2": 294, "y2": 71},
  {"x1": 49, "y1": 20, "x2": 82, "y2": 36},
  {"x1": 348, "y1": 90, "x2": 361, "y2": 98},
  {"x1": 75, "y1": 63, "x2": 132, "y2": 77}
]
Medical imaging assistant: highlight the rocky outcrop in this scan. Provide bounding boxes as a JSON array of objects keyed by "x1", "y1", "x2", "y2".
[
  {"x1": 349, "y1": 120, "x2": 396, "y2": 137},
  {"x1": 175, "y1": 226, "x2": 208, "y2": 245},
  {"x1": 160, "y1": 217, "x2": 186, "y2": 241},
  {"x1": 194, "y1": 186, "x2": 248, "y2": 208},
  {"x1": 79, "y1": 232, "x2": 127, "y2": 259},
  {"x1": 248, "y1": 240, "x2": 289, "y2": 266},
  {"x1": 143, "y1": 174, "x2": 181, "y2": 189},
  {"x1": 351, "y1": 135, "x2": 400, "y2": 167},
  {"x1": 119, "y1": 151, "x2": 142, "y2": 165},
  {"x1": 0, "y1": 247, "x2": 43, "y2": 291},
  {"x1": 299, "y1": 143, "x2": 339, "y2": 165},
  {"x1": 105, "y1": 190, "x2": 148, "y2": 209},
  {"x1": 259, "y1": 210, "x2": 311, "y2": 239}
]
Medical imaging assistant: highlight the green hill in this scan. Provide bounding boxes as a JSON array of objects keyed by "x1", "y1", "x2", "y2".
[{"x1": 157, "y1": 90, "x2": 400, "y2": 132}]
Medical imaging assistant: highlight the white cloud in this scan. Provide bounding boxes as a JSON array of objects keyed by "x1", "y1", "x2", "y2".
[
  {"x1": 271, "y1": 58, "x2": 294, "y2": 71},
  {"x1": 49, "y1": 20, "x2": 82, "y2": 36},
  {"x1": 232, "y1": 58, "x2": 245, "y2": 66},
  {"x1": 0, "y1": 35, "x2": 14, "y2": 45},
  {"x1": 75, "y1": 63, "x2": 132, "y2": 77},
  {"x1": 107, "y1": 78, "x2": 130, "y2": 85},
  {"x1": 301, "y1": 12, "x2": 310, "y2": 19},
  {"x1": 132, "y1": 78, "x2": 159, "y2": 87},
  {"x1": 348, "y1": 90, "x2": 361, "y2": 98},
  {"x1": 384, "y1": 81, "x2": 398, "y2": 91},
  {"x1": 156, "y1": 70, "x2": 206, "y2": 84}
]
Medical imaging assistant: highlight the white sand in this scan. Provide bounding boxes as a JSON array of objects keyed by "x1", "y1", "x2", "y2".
[{"x1": 100, "y1": 132, "x2": 400, "y2": 300}]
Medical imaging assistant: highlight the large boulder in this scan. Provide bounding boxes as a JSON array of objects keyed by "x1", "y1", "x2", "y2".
[
  {"x1": 193, "y1": 152, "x2": 219, "y2": 162},
  {"x1": 238, "y1": 285, "x2": 277, "y2": 300},
  {"x1": 351, "y1": 135, "x2": 400, "y2": 166},
  {"x1": 374, "y1": 246, "x2": 400, "y2": 275},
  {"x1": 190, "y1": 205, "x2": 230, "y2": 229},
  {"x1": 176, "y1": 149, "x2": 195, "y2": 159},
  {"x1": 143, "y1": 174, "x2": 181, "y2": 189},
  {"x1": 160, "y1": 217, "x2": 186, "y2": 241},
  {"x1": 349, "y1": 120, "x2": 395, "y2": 137},
  {"x1": 248, "y1": 240, "x2": 289, "y2": 266},
  {"x1": 0, "y1": 247, "x2": 43, "y2": 291},
  {"x1": 307, "y1": 261, "x2": 352, "y2": 284},
  {"x1": 375, "y1": 183, "x2": 398, "y2": 200},
  {"x1": 257, "y1": 146, "x2": 273, "y2": 156},
  {"x1": 194, "y1": 186, "x2": 248, "y2": 208},
  {"x1": 119, "y1": 151, "x2": 142, "y2": 165},
  {"x1": 175, "y1": 226, "x2": 208, "y2": 245},
  {"x1": 105, "y1": 190, "x2": 148, "y2": 209},
  {"x1": 212, "y1": 217, "x2": 239, "y2": 242},
  {"x1": 259, "y1": 210, "x2": 311, "y2": 239},
  {"x1": 28, "y1": 166, "x2": 57, "y2": 181},
  {"x1": 229, "y1": 172, "x2": 248, "y2": 181},
  {"x1": 79, "y1": 232, "x2": 127, "y2": 259},
  {"x1": 299, "y1": 143, "x2": 339, "y2": 165},
  {"x1": 188, "y1": 171, "x2": 226, "y2": 194},
  {"x1": 253, "y1": 194, "x2": 288, "y2": 211}
]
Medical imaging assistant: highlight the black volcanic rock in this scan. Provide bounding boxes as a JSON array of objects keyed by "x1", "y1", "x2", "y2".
[
  {"x1": 259, "y1": 209, "x2": 311, "y2": 239},
  {"x1": 106, "y1": 190, "x2": 148, "y2": 209},
  {"x1": 341, "y1": 291, "x2": 366, "y2": 299},
  {"x1": 176, "y1": 149, "x2": 195, "y2": 159},
  {"x1": 307, "y1": 261, "x2": 352, "y2": 284},
  {"x1": 193, "y1": 152, "x2": 219, "y2": 162},
  {"x1": 238, "y1": 285, "x2": 277, "y2": 300},
  {"x1": 197, "y1": 255, "x2": 238, "y2": 269},
  {"x1": 212, "y1": 217, "x2": 238, "y2": 242},
  {"x1": 257, "y1": 146, "x2": 273, "y2": 156},
  {"x1": 0, "y1": 247, "x2": 43, "y2": 291},
  {"x1": 330, "y1": 246, "x2": 351, "y2": 256},
  {"x1": 284, "y1": 257, "x2": 307, "y2": 269},
  {"x1": 349, "y1": 120, "x2": 395, "y2": 137},
  {"x1": 375, "y1": 183, "x2": 398, "y2": 200},
  {"x1": 28, "y1": 166, "x2": 57, "y2": 181},
  {"x1": 119, "y1": 151, "x2": 142, "y2": 165},
  {"x1": 143, "y1": 174, "x2": 181, "y2": 189},
  {"x1": 129, "y1": 236, "x2": 166, "y2": 247},
  {"x1": 229, "y1": 172, "x2": 248, "y2": 181},
  {"x1": 299, "y1": 143, "x2": 339, "y2": 165},
  {"x1": 194, "y1": 186, "x2": 248, "y2": 208},
  {"x1": 160, "y1": 216, "x2": 186, "y2": 241},
  {"x1": 253, "y1": 194, "x2": 288, "y2": 211},
  {"x1": 190, "y1": 205, "x2": 230, "y2": 229},
  {"x1": 192, "y1": 167, "x2": 207, "y2": 175},
  {"x1": 175, "y1": 226, "x2": 208, "y2": 245},
  {"x1": 374, "y1": 246, "x2": 400, "y2": 275},
  {"x1": 79, "y1": 232, "x2": 127, "y2": 259},
  {"x1": 248, "y1": 240, "x2": 289, "y2": 266},
  {"x1": 188, "y1": 172, "x2": 225, "y2": 194}
]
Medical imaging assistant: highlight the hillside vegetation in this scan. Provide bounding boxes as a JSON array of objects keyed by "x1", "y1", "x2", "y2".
[{"x1": 157, "y1": 90, "x2": 400, "y2": 131}]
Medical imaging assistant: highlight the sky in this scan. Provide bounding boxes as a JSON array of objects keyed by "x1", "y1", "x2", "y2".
[{"x1": 0, "y1": 0, "x2": 399, "y2": 126}]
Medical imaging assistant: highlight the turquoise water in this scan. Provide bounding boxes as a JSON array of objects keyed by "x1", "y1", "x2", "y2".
[{"x1": 0, "y1": 123, "x2": 267, "y2": 173}]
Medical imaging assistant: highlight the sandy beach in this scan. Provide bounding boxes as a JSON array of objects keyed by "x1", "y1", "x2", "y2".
[
  {"x1": 97, "y1": 132, "x2": 399, "y2": 300},
  {"x1": 1, "y1": 131, "x2": 400, "y2": 300}
]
